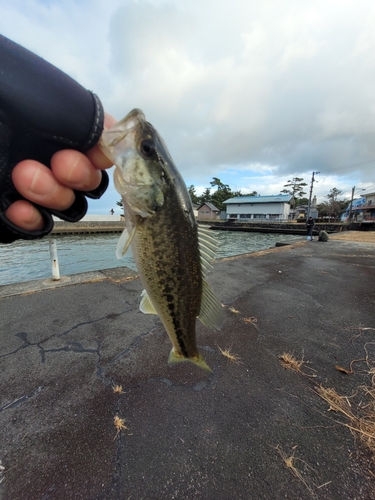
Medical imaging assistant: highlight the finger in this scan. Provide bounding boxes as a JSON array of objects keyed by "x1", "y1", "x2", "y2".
[
  {"x1": 5, "y1": 200, "x2": 44, "y2": 230},
  {"x1": 51, "y1": 150, "x2": 102, "y2": 191},
  {"x1": 104, "y1": 113, "x2": 117, "y2": 130},
  {"x1": 86, "y1": 113, "x2": 117, "y2": 170},
  {"x1": 12, "y1": 160, "x2": 75, "y2": 211}
]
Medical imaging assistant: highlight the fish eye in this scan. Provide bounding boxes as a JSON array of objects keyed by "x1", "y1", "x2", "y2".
[{"x1": 140, "y1": 139, "x2": 155, "y2": 158}]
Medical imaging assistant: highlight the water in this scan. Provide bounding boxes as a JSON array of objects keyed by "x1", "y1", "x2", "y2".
[{"x1": 0, "y1": 231, "x2": 299, "y2": 286}]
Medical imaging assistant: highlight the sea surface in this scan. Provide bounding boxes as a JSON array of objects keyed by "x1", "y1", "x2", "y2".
[{"x1": 0, "y1": 231, "x2": 299, "y2": 286}]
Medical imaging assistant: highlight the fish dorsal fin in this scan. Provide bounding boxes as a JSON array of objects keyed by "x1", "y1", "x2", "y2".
[
  {"x1": 140, "y1": 290, "x2": 158, "y2": 315},
  {"x1": 116, "y1": 224, "x2": 137, "y2": 259},
  {"x1": 198, "y1": 225, "x2": 219, "y2": 275},
  {"x1": 198, "y1": 279, "x2": 225, "y2": 330}
]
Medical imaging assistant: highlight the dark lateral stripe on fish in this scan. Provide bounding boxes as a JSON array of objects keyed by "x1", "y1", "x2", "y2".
[{"x1": 173, "y1": 322, "x2": 189, "y2": 358}]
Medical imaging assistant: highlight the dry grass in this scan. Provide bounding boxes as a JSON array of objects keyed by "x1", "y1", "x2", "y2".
[
  {"x1": 274, "y1": 445, "x2": 317, "y2": 495},
  {"x1": 113, "y1": 415, "x2": 128, "y2": 439},
  {"x1": 218, "y1": 346, "x2": 242, "y2": 364},
  {"x1": 228, "y1": 306, "x2": 240, "y2": 314},
  {"x1": 316, "y1": 380, "x2": 375, "y2": 458},
  {"x1": 112, "y1": 384, "x2": 123, "y2": 394},
  {"x1": 329, "y1": 231, "x2": 375, "y2": 243},
  {"x1": 279, "y1": 353, "x2": 305, "y2": 373},
  {"x1": 243, "y1": 316, "x2": 257, "y2": 325},
  {"x1": 314, "y1": 335, "x2": 375, "y2": 465}
]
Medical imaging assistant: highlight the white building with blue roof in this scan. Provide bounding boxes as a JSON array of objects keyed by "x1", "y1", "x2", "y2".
[{"x1": 223, "y1": 195, "x2": 294, "y2": 221}]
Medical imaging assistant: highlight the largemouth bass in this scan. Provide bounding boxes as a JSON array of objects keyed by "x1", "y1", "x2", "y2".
[{"x1": 100, "y1": 109, "x2": 224, "y2": 372}]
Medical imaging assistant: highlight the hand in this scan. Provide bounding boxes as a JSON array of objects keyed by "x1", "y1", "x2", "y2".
[{"x1": 5, "y1": 114, "x2": 116, "y2": 231}]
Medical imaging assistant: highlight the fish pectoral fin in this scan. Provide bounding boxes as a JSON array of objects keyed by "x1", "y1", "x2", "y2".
[
  {"x1": 168, "y1": 349, "x2": 212, "y2": 373},
  {"x1": 139, "y1": 290, "x2": 158, "y2": 315},
  {"x1": 198, "y1": 279, "x2": 225, "y2": 330},
  {"x1": 115, "y1": 224, "x2": 137, "y2": 260}
]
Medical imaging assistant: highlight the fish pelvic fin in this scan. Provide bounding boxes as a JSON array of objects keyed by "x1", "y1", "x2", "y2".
[
  {"x1": 139, "y1": 290, "x2": 158, "y2": 315},
  {"x1": 198, "y1": 279, "x2": 225, "y2": 330},
  {"x1": 168, "y1": 349, "x2": 212, "y2": 373},
  {"x1": 116, "y1": 223, "x2": 137, "y2": 259}
]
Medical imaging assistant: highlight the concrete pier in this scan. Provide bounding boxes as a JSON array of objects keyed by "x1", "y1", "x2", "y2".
[{"x1": 0, "y1": 233, "x2": 375, "y2": 499}]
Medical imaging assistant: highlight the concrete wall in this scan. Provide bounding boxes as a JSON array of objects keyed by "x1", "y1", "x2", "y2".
[
  {"x1": 53, "y1": 215, "x2": 122, "y2": 222},
  {"x1": 226, "y1": 202, "x2": 290, "y2": 219}
]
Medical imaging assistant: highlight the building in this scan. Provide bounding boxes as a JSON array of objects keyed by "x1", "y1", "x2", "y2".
[
  {"x1": 363, "y1": 192, "x2": 375, "y2": 221},
  {"x1": 223, "y1": 195, "x2": 293, "y2": 221},
  {"x1": 340, "y1": 192, "x2": 375, "y2": 222},
  {"x1": 291, "y1": 196, "x2": 318, "y2": 220},
  {"x1": 197, "y1": 202, "x2": 220, "y2": 219},
  {"x1": 340, "y1": 197, "x2": 366, "y2": 222}
]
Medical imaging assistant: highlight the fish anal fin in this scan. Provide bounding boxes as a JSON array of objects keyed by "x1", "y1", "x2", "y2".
[
  {"x1": 140, "y1": 290, "x2": 158, "y2": 315},
  {"x1": 198, "y1": 279, "x2": 225, "y2": 330}
]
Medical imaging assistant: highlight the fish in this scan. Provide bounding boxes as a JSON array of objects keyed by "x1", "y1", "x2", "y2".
[{"x1": 100, "y1": 109, "x2": 224, "y2": 372}]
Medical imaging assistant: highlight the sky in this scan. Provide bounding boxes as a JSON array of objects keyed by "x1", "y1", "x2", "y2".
[{"x1": 1, "y1": 0, "x2": 375, "y2": 214}]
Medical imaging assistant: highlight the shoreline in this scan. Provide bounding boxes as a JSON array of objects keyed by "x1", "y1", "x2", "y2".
[
  {"x1": 0, "y1": 238, "x2": 303, "y2": 299},
  {"x1": 1, "y1": 231, "x2": 373, "y2": 298}
]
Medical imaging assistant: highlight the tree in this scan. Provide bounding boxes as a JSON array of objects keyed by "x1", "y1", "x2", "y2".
[
  {"x1": 326, "y1": 188, "x2": 343, "y2": 203},
  {"x1": 199, "y1": 188, "x2": 212, "y2": 204},
  {"x1": 207, "y1": 178, "x2": 233, "y2": 211},
  {"x1": 188, "y1": 185, "x2": 200, "y2": 205},
  {"x1": 281, "y1": 177, "x2": 308, "y2": 206},
  {"x1": 210, "y1": 177, "x2": 230, "y2": 191},
  {"x1": 298, "y1": 197, "x2": 309, "y2": 206},
  {"x1": 317, "y1": 188, "x2": 347, "y2": 220}
]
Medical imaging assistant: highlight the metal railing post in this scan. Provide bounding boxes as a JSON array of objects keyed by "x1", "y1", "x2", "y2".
[{"x1": 49, "y1": 239, "x2": 60, "y2": 281}]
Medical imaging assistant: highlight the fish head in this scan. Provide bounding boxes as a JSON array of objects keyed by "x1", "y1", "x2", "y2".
[
  {"x1": 100, "y1": 109, "x2": 166, "y2": 218},
  {"x1": 100, "y1": 109, "x2": 194, "y2": 222}
]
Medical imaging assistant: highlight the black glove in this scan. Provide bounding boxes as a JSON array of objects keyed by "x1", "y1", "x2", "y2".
[{"x1": 0, "y1": 35, "x2": 109, "y2": 244}]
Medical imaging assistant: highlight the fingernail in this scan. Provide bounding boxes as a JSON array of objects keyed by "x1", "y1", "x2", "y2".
[{"x1": 29, "y1": 165, "x2": 57, "y2": 196}]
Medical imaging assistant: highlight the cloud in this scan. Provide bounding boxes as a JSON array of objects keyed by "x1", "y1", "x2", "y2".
[{"x1": 1, "y1": 0, "x2": 375, "y2": 212}]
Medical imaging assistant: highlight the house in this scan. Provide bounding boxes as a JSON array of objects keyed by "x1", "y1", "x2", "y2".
[
  {"x1": 341, "y1": 197, "x2": 366, "y2": 222},
  {"x1": 291, "y1": 196, "x2": 318, "y2": 219},
  {"x1": 363, "y1": 192, "x2": 375, "y2": 220},
  {"x1": 192, "y1": 203, "x2": 200, "y2": 217},
  {"x1": 197, "y1": 202, "x2": 220, "y2": 219},
  {"x1": 223, "y1": 195, "x2": 293, "y2": 221}
]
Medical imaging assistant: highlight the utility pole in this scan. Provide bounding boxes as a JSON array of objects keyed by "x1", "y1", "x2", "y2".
[
  {"x1": 348, "y1": 186, "x2": 365, "y2": 221},
  {"x1": 348, "y1": 186, "x2": 355, "y2": 221},
  {"x1": 307, "y1": 171, "x2": 320, "y2": 219}
]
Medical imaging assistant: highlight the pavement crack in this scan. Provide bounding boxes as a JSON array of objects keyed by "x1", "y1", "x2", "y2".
[
  {"x1": 287, "y1": 286, "x2": 323, "y2": 308},
  {"x1": 58, "y1": 306, "x2": 134, "y2": 337},
  {"x1": 108, "y1": 326, "x2": 158, "y2": 365},
  {"x1": 0, "y1": 386, "x2": 42, "y2": 412},
  {"x1": 0, "y1": 331, "x2": 32, "y2": 360},
  {"x1": 95, "y1": 326, "x2": 159, "y2": 386}
]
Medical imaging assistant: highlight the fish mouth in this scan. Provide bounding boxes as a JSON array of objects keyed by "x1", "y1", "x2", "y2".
[{"x1": 100, "y1": 109, "x2": 146, "y2": 150}]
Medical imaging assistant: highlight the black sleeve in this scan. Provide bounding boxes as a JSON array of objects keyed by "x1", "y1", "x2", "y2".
[{"x1": 0, "y1": 35, "x2": 109, "y2": 244}]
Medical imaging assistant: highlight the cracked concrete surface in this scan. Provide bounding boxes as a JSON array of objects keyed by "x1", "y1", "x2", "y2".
[{"x1": 1, "y1": 240, "x2": 375, "y2": 499}]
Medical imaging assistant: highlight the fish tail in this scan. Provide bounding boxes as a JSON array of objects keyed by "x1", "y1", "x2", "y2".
[{"x1": 168, "y1": 349, "x2": 212, "y2": 373}]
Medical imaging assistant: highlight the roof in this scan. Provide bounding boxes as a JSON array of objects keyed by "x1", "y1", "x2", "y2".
[
  {"x1": 197, "y1": 202, "x2": 219, "y2": 211},
  {"x1": 223, "y1": 195, "x2": 293, "y2": 205}
]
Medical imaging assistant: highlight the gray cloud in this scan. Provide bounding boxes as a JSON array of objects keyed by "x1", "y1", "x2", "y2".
[
  {"x1": 1, "y1": 0, "x2": 374, "y2": 207},
  {"x1": 101, "y1": 0, "x2": 375, "y2": 186}
]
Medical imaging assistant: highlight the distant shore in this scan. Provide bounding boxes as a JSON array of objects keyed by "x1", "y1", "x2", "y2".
[
  {"x1": 50, "y1": 219, "x2": 375, "y2": 238},
  {"x1": 51, "y1": 220, "x2": 125, "y2": 235}
]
